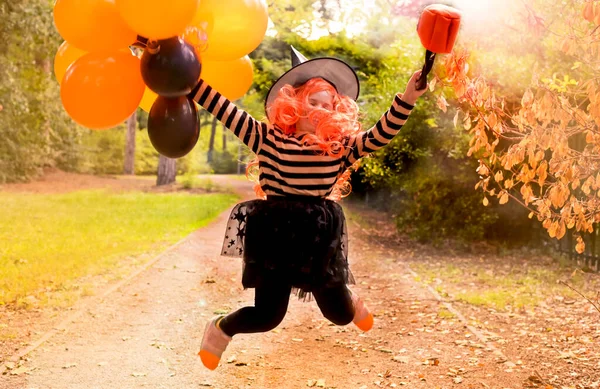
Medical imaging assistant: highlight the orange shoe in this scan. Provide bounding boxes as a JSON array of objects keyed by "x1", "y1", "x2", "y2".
[
  {"x1": 350, "y1": 291, "x2": 373, "y2": 332},
  {"x1": 198, "y1": 317, "x2": 231, "y2": 370}
]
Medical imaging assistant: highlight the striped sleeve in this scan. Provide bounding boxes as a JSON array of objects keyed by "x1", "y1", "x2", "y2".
[
  {"x1": 344, "y1": 94, "x2": 414, "y2": 166},
  {"x1": 190, "y1": 79, "x2": 265, "y2": 154}
]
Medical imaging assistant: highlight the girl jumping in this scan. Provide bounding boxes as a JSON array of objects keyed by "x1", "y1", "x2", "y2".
[{"x1": 189, "y1": 46, "x2": 427, "y2": 370}]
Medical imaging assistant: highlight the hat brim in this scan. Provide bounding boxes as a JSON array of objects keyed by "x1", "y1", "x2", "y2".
[{"x1": 264, "y1": 57, "x2": 360, "y2": 115}]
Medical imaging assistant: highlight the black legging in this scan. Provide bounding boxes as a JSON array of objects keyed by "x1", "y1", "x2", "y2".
[{"x1": 219, "y1": 281, "x2": 355, "y2": 337}]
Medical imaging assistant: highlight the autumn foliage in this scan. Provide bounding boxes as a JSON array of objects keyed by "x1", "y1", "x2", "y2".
[{"x1": 435, "y1": 0, "x2": 600, "y2": 253}]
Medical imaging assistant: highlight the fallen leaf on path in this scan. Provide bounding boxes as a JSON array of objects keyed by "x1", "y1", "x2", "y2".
[
  {"x1": 150, "y1": 341, "x2": 167, "y2": 349},
  {"x1": 131, "y1": 372, "x2": 147, "y2": 377},
  {"x1": 62, "y1": 363, "x2": 77, "y2": 369},
  {"x1": 393, "y1": 355, "x2": 409, "y2": 363},
  {"x1": 213, "y1": 309, "x2": 229, "y2": 314},
  {"x1": 10, "y1": 366, "x2": 32, "y2": 375},
  {"x1": 453, "y1": 376, "x2": 463, "y2": 383},
  {"x1": 423, "y1": 357, "x2": 439, "y2": 366},
  {"x1": 226, "y1": 356, "x2": 237, "y2": 363},
  {"x1": 292, "y1": 338, "x2": 303, "y2": 342}
]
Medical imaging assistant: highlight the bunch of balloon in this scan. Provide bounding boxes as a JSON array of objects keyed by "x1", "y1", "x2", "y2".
[{"x1": 53, "y1": 0, "x2": 268, "y2": 159}]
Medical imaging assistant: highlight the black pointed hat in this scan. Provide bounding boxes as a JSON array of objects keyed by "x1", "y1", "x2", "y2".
[{"x1": 265, "y1": 46, "x2": 360, "y2": 113}]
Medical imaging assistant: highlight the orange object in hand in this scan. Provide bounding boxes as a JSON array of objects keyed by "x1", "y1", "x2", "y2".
[
  {"x1": 417, "y1": 4, "x2": 461, "y2": 54},
  {"x1": 415, "y1": 4, "x2": 462, "y2": 91}
]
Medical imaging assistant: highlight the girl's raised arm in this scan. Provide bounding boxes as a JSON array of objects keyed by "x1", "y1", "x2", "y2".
[
  {"x1": 344, "y1": 71, "x2": 425, "y2": 166},
  {"x1": 190, "y1": 80, "x2": 266, "y2": 154},
  {"x1": 344, "y1": 94, "x2": 414, "y2": 166}
]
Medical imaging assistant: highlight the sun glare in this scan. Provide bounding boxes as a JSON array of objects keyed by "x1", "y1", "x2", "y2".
[{"x1": 452, "y1": 0, "x2": 513, "y2": 26}]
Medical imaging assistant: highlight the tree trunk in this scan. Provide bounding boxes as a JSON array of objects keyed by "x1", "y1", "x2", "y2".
[
  {"x1": 237, "y1": 143, "x2": 243, "y2": 175},
  {"x1": 222, "y1": 123, "x2": 227, "y2": 150},
  {"x1": 157, "y1": 155, "x2": 176, "y2": 186},
  {"x1": 123, "y1": 111, "x2": 137, "y2": 175},
  {"x1": 207, "y1": 117, "x2": 217, "y2": 163}
]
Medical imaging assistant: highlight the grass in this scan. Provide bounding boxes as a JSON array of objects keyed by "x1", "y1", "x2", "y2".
[
  {"x1": 180, "y1": 174, "x2": 220, "y2": 191},
  {"x1": 410, "y1": 261, "x2": 594, "y2": 312},
  {"x1": 0, "y1": 190, "x2": 239, "y2": 308},
  {"x1": 437, "y1": 308, "x2": 456, "y2": 319}
]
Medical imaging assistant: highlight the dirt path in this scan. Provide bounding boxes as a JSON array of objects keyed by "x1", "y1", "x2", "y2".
[{"x1": 2, "y1": 175, "x2": 534, "y2": 388}]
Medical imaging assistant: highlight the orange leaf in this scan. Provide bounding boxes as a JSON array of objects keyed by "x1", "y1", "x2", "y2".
[
  {"x1": 576, "y1": 236, "x2": 585, "y2": 254},
  {"x1": 557, "y1": 221, "x2": 566, "y2": 239},
  {"x1": 584, "y1": 1, "x2": 595, "y2": 22},
  {"x1": 429, "y1": 77, "x2": 437, "y2": 92},
  {"x1": 437, "y1": 95, "x2": 449, "y2": 113},
  {"x1": 522, "y1": 89, "x2": 534, "y2": 108},
  {"x1": 487, "y1": 112, "x2": 497, "y2": 129},
  {"x1": 494, "y1": 171, "x2": 504, "y2": 182}
]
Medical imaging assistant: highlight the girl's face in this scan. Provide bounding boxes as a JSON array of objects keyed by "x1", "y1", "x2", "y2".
[{"x1": 296, "y1": 90, "x2": 334, "y2": 134}]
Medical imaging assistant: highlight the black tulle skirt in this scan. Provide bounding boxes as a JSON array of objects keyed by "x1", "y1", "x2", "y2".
[{"x1": 221, "y1": 196, "x2": 354, "y2": 299}]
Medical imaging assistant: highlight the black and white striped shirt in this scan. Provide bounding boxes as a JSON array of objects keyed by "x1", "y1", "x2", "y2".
[{"x1": 192, "y1": 80, "x2": 414, "y2": 198}]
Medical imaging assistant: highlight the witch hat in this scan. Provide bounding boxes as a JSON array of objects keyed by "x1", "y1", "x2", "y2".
[{"x1": 265, "y1": 46, "x2": 360, "y2": 113}]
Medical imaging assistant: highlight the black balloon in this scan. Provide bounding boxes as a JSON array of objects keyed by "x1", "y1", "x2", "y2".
[
  {"x1": 141, "y1": 37, "x2": 201, "y2": 97},
  {"x1": 148, "y1": 96, "x2": 200, "y2": 159}
]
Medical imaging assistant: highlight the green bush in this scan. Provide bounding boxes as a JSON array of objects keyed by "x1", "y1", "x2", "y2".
[
  {"x1": 180, "y1": 172, "x2": 201, "y2": 189},
  {"x1": 209, "y1": 150, "x2": 239, "y2": 174},
  {"x1": 393, "y1": 163, "x2": 499, "y2": 243}
]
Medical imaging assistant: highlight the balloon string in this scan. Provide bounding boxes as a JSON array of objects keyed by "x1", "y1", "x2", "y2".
[
  {"x1": 131, "y1": 35, "x2": 149, "y2": 49},
  {"x1": 146, "y1": 40, "x2": 160, "y2": 54}
]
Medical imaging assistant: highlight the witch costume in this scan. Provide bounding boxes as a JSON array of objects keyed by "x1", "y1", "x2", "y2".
[{"x1": 189, "y1": 46, "x2": 415, "y2": 299}]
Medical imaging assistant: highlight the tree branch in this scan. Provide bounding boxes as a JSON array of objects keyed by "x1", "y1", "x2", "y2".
[{"x1": 558, "y1": 279, "x2": 600, "y2": 313}]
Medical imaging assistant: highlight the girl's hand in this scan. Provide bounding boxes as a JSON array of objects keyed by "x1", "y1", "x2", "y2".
[{"x1": 401, "y1": 70, "x2": 428, "y2": 105}]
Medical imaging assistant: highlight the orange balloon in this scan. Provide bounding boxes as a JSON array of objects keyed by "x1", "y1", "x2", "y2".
[
  {"x1": 201, "y1": 56, "x2": 254, "y2": 101},
  {"x1": 192, "y1": 0, "x2": 268, "y2": 61},
  {"x1": 61, "y1": 51, "x2": 145, "y2": 129},
  {"x1": 53, "y1": 0, "x2": 137, "y2": 52},
  {"x1": 116, "y1": 0, "x2": 199, "y2": 40},
  {"x1": 54, "y1": 41, "x2": 87, "y2": 84},
  {"x1": 139, "y1": 87, "x2": 158, "y2": 112}
]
